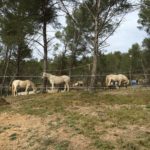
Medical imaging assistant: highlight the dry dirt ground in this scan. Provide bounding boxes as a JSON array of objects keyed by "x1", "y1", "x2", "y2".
[
  {"x1": 0, "y1": 112, "x2": 93, "y2": 150},
  {"x1": 0, "y1": 89, "x2": 150, "y2": 150}
]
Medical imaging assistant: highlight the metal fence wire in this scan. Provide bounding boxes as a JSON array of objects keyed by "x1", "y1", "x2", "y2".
[{"x1": 0, "y1": 74, "x2": 150, "y2": 96}]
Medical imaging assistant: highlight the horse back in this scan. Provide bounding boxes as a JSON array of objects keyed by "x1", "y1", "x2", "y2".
[
  {"x1": 12, "y1": 80, "x2": 32, "y2": 87},
  {"x1": 12, "y1": 80, "x2": 21, "y2": 86},
  {"x1": 62, "y1": 75, "x2": 70, "y2": 82},
  {"x1": 49, "y1": 75, "x2": 70, "y2": 84}
]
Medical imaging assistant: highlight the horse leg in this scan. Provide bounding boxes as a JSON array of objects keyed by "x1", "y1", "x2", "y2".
[
  {"x1": 12, "y1": 86, "x2": 15, "y2": 96},
  {"x1": 15, "y1": 87, "x2": 17, "y2": 96},
  {"x1": 25, "y1": 86, "x2": 29, "y2": 95},
  {"x1": 12, "y1": 85, "x2": 14, "y2": 96},
  {"x1": 107, "y1": 80, "x2": 112, "y2": 89},
  {"x1": 118, "y1": 80, "x2": 121, "y2": 88},
  {"x1": 51, "y1": 83, "x2": 54, "y2": 91},
  {"x1": 63, "y1": 84, "x2": 66, "y2": 92},
  {"x1": 13, "y1": 85, "x2": 17, "y2": 96},
  {"x1": 64, "y1": 83, "x2": 69, "y2": 92},
  {"x1": 66, "y1": 83, "x2": 69, "y2": 92},
  {"x1": 108, "y1": 80, "x2": 111, "y2": 87}
]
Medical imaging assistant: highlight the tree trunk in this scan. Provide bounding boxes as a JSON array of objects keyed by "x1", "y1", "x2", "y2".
[
  {"x1": 90, "y1": 0, "x2": 100, "y2": 90},
  {"x1": 69, "y1": 51, "x2": 76, "y2": 77},
  {"x1": 69, "y1": 30, "x2": 79, "y2": 76},
  {"x1": 42, "y1": 16, "x2": 48, "y2": 92},
  {"x1": 1, "y1": 48, "x2": 12, "y2": 95},
  {"x1": 59, "y1": 46, "x2": 67, "y2": 75},
  {"x1": 16, "y1": 46, "x2": 21, "y2": 77},
  {"x1": 90, "y1": 52, "x2": 98, "y2": 90},
  {"x1": 2, "y1": 47, "x2": 9, "y2": 74},
  {"x1": 141, "y1": 59, "x2": 148, "y2": 80}
]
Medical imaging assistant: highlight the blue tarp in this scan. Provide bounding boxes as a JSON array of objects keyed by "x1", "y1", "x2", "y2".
[{"x1": 131, "y1": 80, "x2": 137, "y2": 86}]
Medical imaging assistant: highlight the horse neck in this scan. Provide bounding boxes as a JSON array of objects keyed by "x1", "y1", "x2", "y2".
[
  {"x1": 44, "y1": 73, "x2": 51, "y2": 77},
  {"x1": 48, "y1": 73, "x2": 54, "y2": 78}
]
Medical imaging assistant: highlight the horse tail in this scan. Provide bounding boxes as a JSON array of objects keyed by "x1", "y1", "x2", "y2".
[
  {"x1": 8, "y1": 74, "x2": 16, "y2": 95},
  {"x1": 105, "y1": 76, "x2": 109, "y2": 87}
]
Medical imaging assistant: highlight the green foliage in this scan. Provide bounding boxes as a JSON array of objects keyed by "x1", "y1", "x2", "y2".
[
  {"x1": 0, "y1": 0, "x2": 149, "y2": 84},
  {"x1": 0, "y1": 0, "x2": 36, "y2": 46},
  {"x1": 128, "y1": 43, "x2": 143, "y2": 73},
  {"x1": 138, "y1": 0, "x2": 150, "y2": 34},
  {"x1": 142, "y1": 38, "x2": 150, "y2": 70}
]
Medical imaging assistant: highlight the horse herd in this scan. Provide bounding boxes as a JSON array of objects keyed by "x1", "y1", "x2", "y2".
[{"x1": 11, "y1": 72, "x2": 129, "y2": 96}]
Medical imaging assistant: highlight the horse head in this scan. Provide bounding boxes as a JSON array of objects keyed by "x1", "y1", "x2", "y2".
[
  {"x1": 42, "y1": 72, "x2": 47, "y2": 79},
  {"x1": 42, "y1": 72, "x2": 52, "y2": 79}
]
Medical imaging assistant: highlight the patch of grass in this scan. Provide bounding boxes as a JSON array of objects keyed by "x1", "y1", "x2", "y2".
[
  {"x1": 9, "y1": 133, "x2": 18, "y2": 141},
  {"x1": 65, "y1": 111, "x2": 117, "y2": 149},
  {"x1": 55, "y1": 140, "x2": 70, "y2": 150},
  {"x1": 0, "y1": 105, "x2": 11, "y2": 113},
  {"x1": 65, "y1": 111, "x2": 99, "y2": 137},
  {"x1": 107, "y1": 107, "x2": 150, "y2": 125},
  {"x1": 117, "y1": 139, "x2": 140, "y2": 150},
  {"x1": 98, "y1": 93, "x2": 149, "y2": 105},
  {"x1": 93, "y1": 139, "x2": 115, "y2": 150},
  {"x1": 48, "y1": 117, "x2": 64, "y2": 130},
  {"x1": 137, "y1": 132, "x2": 150, "y2": 149},
  {"x1": 0, "y1": 125, "x2": 11, "y2": 134},
  {"x1": 38, "y1": 137, "x2": 70, "y2": 150},
  {"x1": 40, "y1": 137, "x2": 56, "y2": 147},
  {"x1": 7, "y1": 90, "x2": 150, "y2": 117},
  {"x1": 146, "y1": 103, "x2": 150, "y2": 109},
  {"x1": 15, "y1": 95, "x2": 67, "y2": 116},
  {"x1": 2, "y1": 90, "x2": 150, "y2": 150}
]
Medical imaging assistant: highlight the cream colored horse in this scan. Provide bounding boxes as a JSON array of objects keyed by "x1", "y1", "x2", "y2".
[
  {"x1": 106, "y1": 74, "x2": 129, "y2": 88},
  {"x1": 42, "y1": 72, "x2": 70, "y2": 92},
  {"x1": 73, "y1": 81, "x2": 84, "y2": 87},
  {"x1": 12, "y1": 80, "x2": 37, "y2": 96}
]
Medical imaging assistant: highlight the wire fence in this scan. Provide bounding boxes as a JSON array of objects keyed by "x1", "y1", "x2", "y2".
[{"x1": 0, "y1": 73, "x2": 150, "y2": 96}]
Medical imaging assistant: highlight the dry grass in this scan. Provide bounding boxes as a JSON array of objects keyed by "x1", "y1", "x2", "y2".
[{"x1": 0, "y1": 89, "x2": 150, "y2": 150}]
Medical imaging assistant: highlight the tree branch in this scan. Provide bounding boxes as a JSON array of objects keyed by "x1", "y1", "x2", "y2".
[
  {"x1": 83, "y1": 0, "x2": 96, "y2": 20},
  {"x1": 99, "y1": 13, "x2": 126, "y2": 47},
  {"x1": 58, "y1": 0, "x2": 78, "y2": 27}
]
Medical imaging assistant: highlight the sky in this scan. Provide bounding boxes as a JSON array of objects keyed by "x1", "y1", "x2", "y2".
[
  {"x1": 106, "y1": 10, "x2": 148, "y2": 54},
  {"x1": 33, "y1": 9, "x2": 148, "y2": 59}
]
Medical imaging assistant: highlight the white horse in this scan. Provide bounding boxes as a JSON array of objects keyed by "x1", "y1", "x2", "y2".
[
  {"x1": 42, "y1": 72, "x2": 70, "y2": 92},
  {"x1": 73, "y1": 81, "x2": 84, "y2": 87},
  {"x1": 106, "y1": 74, "x2": 129, "y2": 88},
  {"x1": 12, "y1": 80, "x2": 37, "y2": 96}
]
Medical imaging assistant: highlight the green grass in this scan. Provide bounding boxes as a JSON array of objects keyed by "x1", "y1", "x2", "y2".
[
  {"x1": 0, "y1": 125, "x2": 11, "y2": 134},
  {"x1": 1, "y1": 89, "x2": 150, "y2": 150},
  {"x1": 107, "y1": 107, "x2": 150, "y2": 126},
  {"x1": 93, "y1": 139, "x2": 115, "y2": 150},
  {"x1": 55, "y1": 140, "x2": 70, "y2": 150},
  {"x1": 9, "y1": 133, "x2": 18, "y2": 141},
  {"x1": 117, "y1": 139, "x2": 140, "y2": 150}
]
